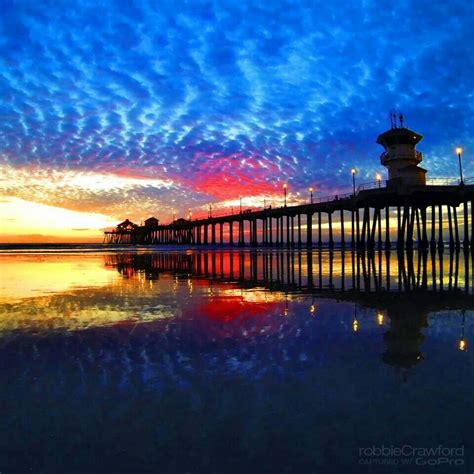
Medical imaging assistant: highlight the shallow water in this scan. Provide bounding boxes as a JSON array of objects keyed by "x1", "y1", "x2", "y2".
[{"x1": 0, "y1": 248, "x2": 473, "y2": 473}]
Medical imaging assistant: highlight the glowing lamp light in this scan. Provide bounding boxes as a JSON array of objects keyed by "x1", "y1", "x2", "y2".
[
  {"x1": 459, "y1": 339, "x2": 467, "y2": 351},
  {"x1": 455, "y1": 147, "x2": 464, "y2": 185},
  {"x1": 376, "y1": 312, "x2": 384, "y2": 325},
  {"x1": 310, "y1": 304, "x2": 316, "y2": 314},
  {"x1": 353, "y1": 319, "x2": 358, "y2": 332},
  {"x1": 351, "y1": 168, "x2": 357, "y2": 195},
  {"x1": 376, "y1": 173, "x2": 382, "y2": 188}
]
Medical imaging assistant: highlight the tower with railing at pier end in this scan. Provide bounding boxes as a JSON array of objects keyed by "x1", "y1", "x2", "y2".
[{"x1": 377, "y1": 113, "x2": 427, "y2": 187}]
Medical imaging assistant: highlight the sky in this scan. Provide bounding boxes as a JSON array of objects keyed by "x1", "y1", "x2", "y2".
[{"x1": 0, "y1": 0, "x2": 473, "y2": 242}]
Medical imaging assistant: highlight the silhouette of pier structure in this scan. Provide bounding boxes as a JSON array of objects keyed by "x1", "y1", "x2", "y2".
[{"x1": 105, "y1": 123, "x2": 474, "y2": 250}]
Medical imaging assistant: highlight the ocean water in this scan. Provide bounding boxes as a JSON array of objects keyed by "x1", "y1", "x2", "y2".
[{"x1": 0, "y1": 247, "x2": 473, "y2": 473}]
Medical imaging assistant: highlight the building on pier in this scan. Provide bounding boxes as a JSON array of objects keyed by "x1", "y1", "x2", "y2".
[
  {"x1": 377, "y1": 120, "x2": 427, "y2": 187},
  {"x1": 174, "y1": 218, "x2": 190, "y2": 225},
  {"x1": 144, "y1": 217, "x2": 159, "y2": 227},
  {"x1": 103, "y1": 219, "x2": 137, "y2": 244},
  {"x1": 117, "y1": 219, "x2": 137, "y2": 231}
]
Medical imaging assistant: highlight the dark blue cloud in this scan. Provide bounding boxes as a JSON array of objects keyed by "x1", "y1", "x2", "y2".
[{"x1": 0, "y1": 0, "x2": 473, "y2": 219}]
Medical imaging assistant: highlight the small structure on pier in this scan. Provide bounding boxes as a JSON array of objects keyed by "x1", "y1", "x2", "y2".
[
  {"x1": 116, "y1": 219, "x2": 137, "y2": 232},
  {"x1": 144, "y1": 217, "x2": 159, "y2": 227},
  {"x1": 174, "y1": 218, "x2": 190, "y2": 225},
  {"x1": 103, "y1": 219, "x2": 138, "y2": 244},
  {"x1": 377, "y1": 114, "x2": 426, "y2": 187}
]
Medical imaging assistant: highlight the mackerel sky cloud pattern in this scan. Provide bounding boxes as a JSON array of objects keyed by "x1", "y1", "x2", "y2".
[{"x1": 0, "y1": 0, "x2": 473, "y2": 229}]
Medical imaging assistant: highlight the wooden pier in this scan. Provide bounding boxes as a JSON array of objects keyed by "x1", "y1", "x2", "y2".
[
  {"x1": 105, "y1": 124, "x2": 474, "y2": 250},
  {"x1": 104, "y1": 182, "x2": 474, "y2": 250}
]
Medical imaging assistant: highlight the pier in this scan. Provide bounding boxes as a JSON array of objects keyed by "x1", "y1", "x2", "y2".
[
  {"x1": 104, "y1": 183, "x2": 474, "y2": 250},
  {"x1": 105, "y1": 123, "x2": 474, "y2": 250}
]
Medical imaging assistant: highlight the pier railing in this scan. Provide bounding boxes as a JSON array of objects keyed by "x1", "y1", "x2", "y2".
[
  {"x1": 426, "y1": 177, "x2": 462, "y2": 186},
  {"x1": 198, "y1": 192, "x2": 355, "y2": 220},
  {"x1": 356, "y1": 177, "x2": 471, "y2": 191},
  {"x1": 313, "y1": 192, "x2": 353, "y2": 203},
  {"x1": 357, "y1": 181, "x2": 385, "y2": 191}
]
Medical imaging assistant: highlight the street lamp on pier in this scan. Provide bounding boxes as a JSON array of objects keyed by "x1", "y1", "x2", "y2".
[
  {"x1": 283, "y1": 183, "x2": 287, "y2": 207},
  {"x1": 456, "y1": 147, "x2": 464, "y2": 185},
  {"x1": 188, "y1": 208, "x2": 192, "y2": 220},
  {"x1": 351, "y1": 168, "x2": 357, "y2": 195},
  {"x1": 208, "y1": 203, "x2": 212, "y2": 218},
  {"x1": 308, "y1": 187, "x2": 313, "y2": 204},
  {"x1": 376, "y1": 173, "x2": 382, "y2": 188},
  {"x1": 239, "y1": 196, "x2": 242, "y2": 214}
]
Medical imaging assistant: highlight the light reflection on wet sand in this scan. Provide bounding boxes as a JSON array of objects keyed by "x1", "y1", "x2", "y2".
[
  {"x1": 0, "y1": 249, "x2": 472, "y2": 333},
  {"x1": 0, "y1": 249, "x2": 473, "y2": 473}
]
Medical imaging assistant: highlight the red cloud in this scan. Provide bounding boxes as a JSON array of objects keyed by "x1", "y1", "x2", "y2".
[{"x1": 176, "y1": 153, "x2": 286, "y2": 199}]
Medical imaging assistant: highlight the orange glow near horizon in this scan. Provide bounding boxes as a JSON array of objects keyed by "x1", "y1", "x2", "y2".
[{"x1": 0, "y1": 197, "x2": 115, "y2": 243}]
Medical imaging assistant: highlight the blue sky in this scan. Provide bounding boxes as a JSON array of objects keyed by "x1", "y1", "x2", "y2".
[{"x1": 0, "y1": 0, "x2": 473, "y2": 239}]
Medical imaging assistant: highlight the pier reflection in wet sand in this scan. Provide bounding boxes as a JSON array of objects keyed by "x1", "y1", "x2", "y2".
[
  {"x1": 0, "y1": 249, "x2": 473, "y2": 473},
  {"x1": 106, "y1": 248, "x2": 474, "y2": 295}
]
